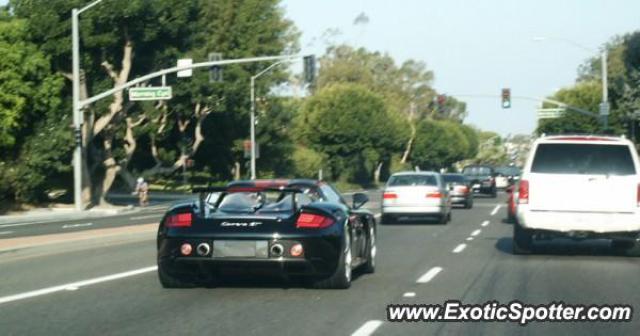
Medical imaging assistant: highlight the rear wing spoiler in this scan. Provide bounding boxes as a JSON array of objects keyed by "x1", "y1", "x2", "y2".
[{"x1": 192, "y1": 186, "x2": 304, "y2": 216}]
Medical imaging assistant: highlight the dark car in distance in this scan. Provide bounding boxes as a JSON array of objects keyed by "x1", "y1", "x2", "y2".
[
  {"x1": 156, "y1": 179, "x2": 376, "y2": 289},
  {"x1": 442, "y1": 173, "x2": 473, "y2": 209},
  {"x1": 462, "y1": 165, "x2": 497, "y2": 198}
]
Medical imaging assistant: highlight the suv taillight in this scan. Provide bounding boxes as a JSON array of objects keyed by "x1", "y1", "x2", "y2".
[
  {"x1": 296, "y1": 213, "x2": 335, "y2": 229},
  {"x1": 165, "y1": 213, "x2": 193, "y2": 228},
  {"x1": 518, "y1": 180, "x2": 529, "y2": 204},
  {"x1": 426, "y1": 191, "x2": 443, "y2": 198}
]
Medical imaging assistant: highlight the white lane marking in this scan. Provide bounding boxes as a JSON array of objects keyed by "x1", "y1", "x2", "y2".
[
  {"x1": 417, "y1": 266, "x2": 443, "y2": 284},
  {"x1": 403, "y1": 292, "x2": 416, "y2": 298},
  {"x1": 471, "y1": 229, "x2": 481, "y2": 237},
  {"x1": 0, "y1": 266, "x2": 157, "y2": 305},
  {"x1": 452, "y1": 244, "x2": 466, "y2": 253},
  {"x1": 129, "y1": 214, "x2": 161, "y2": 221},
  {"x1": 491, "y1": 205, "x2": 501, "y2": 216},
  {"x1": 0, "y1": 231, "x2": 13, "y2": 235},
  {"x1": 481, "y1": 220, "x2": 490, "y2": 227},
  {"x1": 466, "y1": 237, "x2": 474, "y2": 241},
  {"x1": 352, "y1": 320, "x2": 383, "y2": 336},
  {"x1": 62, "y1": 223, "x2": 93, "y2": 229},
  {"x1": 0, "y1": 220, "x2": 57, "y2": 229}
]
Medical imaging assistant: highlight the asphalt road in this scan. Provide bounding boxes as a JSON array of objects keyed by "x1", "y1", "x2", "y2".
[{"x1": 1, "y1": 191, "x2": 639, "y2": 335}]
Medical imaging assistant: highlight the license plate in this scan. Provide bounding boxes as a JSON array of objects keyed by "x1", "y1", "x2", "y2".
[{"x1": 213, "y1": 240, "x2": 268, "y2": 258}]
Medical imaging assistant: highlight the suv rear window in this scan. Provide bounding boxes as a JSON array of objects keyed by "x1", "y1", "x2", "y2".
[
  {"x1": 462, "y1": 167, "x2": 492, "y2": 176},
  {"x1": 443, "y1": 174, "x2": 465, "y2": 183},
  {"x1": 531, "y1": 143, "x2": 636, "y2": 175},
  {"x1": 388, "y1": 175, "x2": 437, "y2": 186}
]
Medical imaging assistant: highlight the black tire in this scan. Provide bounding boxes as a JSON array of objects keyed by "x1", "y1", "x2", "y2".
[
  {"x1": 465, "y1": 198, "x2": 473, "y2": 209},
  {"x1": 158, "y1": 262, "x2": 195, "y2": 288},
  {"x1": 362, "y1": 224, "x2": 376, "y2": 274},
  {"x1": 512, "y1": 223, "x2": 533, "y2": 255},
  {"x1": 313, "y1": 233, "x2": 352, "y2": 289},
  {"x1": 381, "y1": 214, "x2": 394, "y2": 225}
]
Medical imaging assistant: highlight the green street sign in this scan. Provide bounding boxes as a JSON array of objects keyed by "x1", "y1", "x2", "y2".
[{"x1": 129, "y1": 87, "x2": 172, "y2": 101}]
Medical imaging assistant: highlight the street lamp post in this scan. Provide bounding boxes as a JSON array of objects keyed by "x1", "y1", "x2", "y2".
[
  {"x1": 72, "y1": 0, "x2": 106, "y2": 211},
  {"x1": 533, "y1": 36, "x2": 609, "y2": 130},
  {"x1": 249, "y1": 60, "x2": 290, "y2": 179}
]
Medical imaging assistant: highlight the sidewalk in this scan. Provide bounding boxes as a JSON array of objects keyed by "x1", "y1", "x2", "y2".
[
  {"x1": 0, "y1": 192, "x2": 193, "y2": 226},
  {"x1": 0, "y1": 206, "x2": 136, "y2": 225}
]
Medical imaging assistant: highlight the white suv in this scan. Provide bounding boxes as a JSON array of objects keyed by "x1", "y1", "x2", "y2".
[{"x1": 514, "y1": 135, "x2": 640, "y2": 254}]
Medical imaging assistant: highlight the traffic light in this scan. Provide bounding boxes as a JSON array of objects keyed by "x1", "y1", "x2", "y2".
[
  {"x1": 501, "y1": 88, "x2": 511, "y2": 108},
  {"x1": 303, "y1": 55, "x2": 316, "y2": 84},
  {"x1": 209, "y1": 52, "x2": 223, "y2": 83}
]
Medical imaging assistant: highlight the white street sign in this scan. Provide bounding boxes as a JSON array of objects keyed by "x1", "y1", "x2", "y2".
[
  {"x1": 129, "y1": 87, "x2": 172, "y2": 101},
  {"x1": 177, "y1": 58, "x2": 193, "y2": 77}
]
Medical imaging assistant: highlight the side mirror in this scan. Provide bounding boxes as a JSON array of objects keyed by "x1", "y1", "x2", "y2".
[{"x1": 352, "y1": 192, "x2": 369, "y2": 209}]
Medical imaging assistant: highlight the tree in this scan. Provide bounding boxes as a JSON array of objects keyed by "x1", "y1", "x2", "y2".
[
  {"x1": 296, "y1": 83, "x2": 406, "y2": 184},
  {"x1": 9, "y1": 0, "x2": 298, "y2": 206},
  {"x1": 0, "y1": 11, "x2": 66, "y2": 203},
  {"x1": 411, "y1": 120, "x2": 470, "y2": 170},
  {"x1": 536, "y1": 81, "x2": 602, "y2": 135}
]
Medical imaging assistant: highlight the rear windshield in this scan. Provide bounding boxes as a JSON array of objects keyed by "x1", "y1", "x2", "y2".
[
  {"x1": 388, "y1": 174, "x2": 438, "y2": 186},
  {"x1": 462, "y1": 166, "x2": 492, "y2": 176},
  {"x1": 531, "y1": 143, "x2": 636, "y2": 175},
  {"x1": 217, "y1": 191, "x2": 317, "y2": 213},
  {"x1": 495, "y1": 166, "x2": 521, "y2": 176},
  {"x1": 443, "y1": 174, "x2": 465, "y2": 183}
]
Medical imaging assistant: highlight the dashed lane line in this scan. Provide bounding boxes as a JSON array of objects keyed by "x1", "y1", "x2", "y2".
[
  {"x1": 490, "y1": 205, "x2": 501, "y2": 216},
  {"x1": 417, "y1": 266, "x2": 443, "y2": 284},
  {"x1": 452, "y1": 244, "x2": 466, "y2": 253},
  {"x1": 481, "y1": 220, "x2": 489, "y2": 227},
  {"x1": 351, "y1": 320, "x2": 383, "y2": 336}
]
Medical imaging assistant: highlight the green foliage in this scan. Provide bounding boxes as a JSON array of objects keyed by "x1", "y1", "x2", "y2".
[
  {"x1": 0, "y1": 15, "x2": 64, "y2": 152},
  {"x1": 296, "y1": 83, "x2": 406, "y2": 184},
  {"x1": 411, "y1": 120, "x2": 472, "y2": 170},
  {"x1": 536, "y1": 81, "x2": 602, "y2": 135},
  {"x1": 291, "y1": 146, "x2": 326, "y2": 178}
]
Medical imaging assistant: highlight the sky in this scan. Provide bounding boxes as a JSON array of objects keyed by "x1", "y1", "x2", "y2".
[{"x1": 281, "y1": 0, "x2": 640, "y2": 136}]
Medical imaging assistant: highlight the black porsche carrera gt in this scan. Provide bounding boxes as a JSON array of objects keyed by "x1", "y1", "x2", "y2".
[{"x1": 156, "y1": 179, "x2": 377, "y2": 289}]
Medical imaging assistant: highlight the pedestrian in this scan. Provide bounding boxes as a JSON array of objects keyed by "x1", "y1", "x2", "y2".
[{"x1": 134, "y1": 177, "x2": 149, "y2": 207}]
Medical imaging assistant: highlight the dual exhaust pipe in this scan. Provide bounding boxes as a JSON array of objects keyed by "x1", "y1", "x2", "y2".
[
  {"x1": 191, "y1": 242, "x2": 293, "y2": 258},
  {"x1": 196, "y1": 242, "x2": 211, "y2": 256}
]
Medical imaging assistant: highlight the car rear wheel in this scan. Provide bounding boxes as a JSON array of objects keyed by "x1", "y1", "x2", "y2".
[
  {"x1": 513, "y1": 224, "x2": 533, "y2": 255},
  {"x1": 313, "y1": 233, "x2": 352, "y2": 289},
  {"x1": 362, "y1": 225, "x2": 376, "y2": 274},
  {"x1": 158, "y1": 262, "x2": 196, "y2": 288}
]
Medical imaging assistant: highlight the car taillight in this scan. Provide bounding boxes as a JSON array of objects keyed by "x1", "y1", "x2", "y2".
[
  {"x1": 518, "y1": 180, "x2": 529, "y2": 204},
  {"x1": 165, "y1": 213, "x2": 193, "y2": 228},
  {"x1": 456, "y1": 186, "x2": 469, "y2": 194},
  {"x1": 296, "y1": 213, "x2": 335, "y2": 229},
  {"x1": 426, "y1": 192, "x2": 442, "y2": 198},
  {"x1": 383, "y1": 192, "x2": 398, "y2": 199},
  {"x1": 637, "y1": 184, "x2": 640, "y2": 207}
]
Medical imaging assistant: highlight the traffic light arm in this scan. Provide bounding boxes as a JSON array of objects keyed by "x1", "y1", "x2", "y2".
[{"x1": 79, "y1": 54, "x2": 304, "y2": 109}]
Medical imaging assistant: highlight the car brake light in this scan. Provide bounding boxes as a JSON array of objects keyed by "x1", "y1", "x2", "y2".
[
  {"x1": 518, "y1": 180, "x2": 529, "y2": 204},
  {"x1": 383, "y1": 192, "x2": 398, "y2": 199},
  {"x1": 296, "y1": 213, "x2": 335, "y2": 229},
  {"x1": 165, "y1": 213, "x2": 193, "y2": 228},
  {"x1": 456, "y1": 186, "x2": 469, "y2": 193},
  {"x1": 426, "y1": 192, "x2": 442, "y2": 198}
]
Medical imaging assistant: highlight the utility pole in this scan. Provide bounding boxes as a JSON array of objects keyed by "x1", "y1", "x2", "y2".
[
  {"x1": 250, "y1": 75, "x2": 257, "y2": 179},
  {"x1": 600, "y1": 50, "x2": 609, "y2": 130}
]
